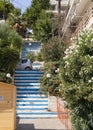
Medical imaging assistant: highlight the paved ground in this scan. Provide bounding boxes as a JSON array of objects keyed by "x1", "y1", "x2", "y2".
[{"x1": 16, "y1": 118, "x2": 67, "y2": 130}]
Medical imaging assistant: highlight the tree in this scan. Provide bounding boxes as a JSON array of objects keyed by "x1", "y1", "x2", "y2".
[
  {"x1": 6, "y1": 7, "x2": 27, "y2": 38},
  {"x1": 42, "y1": 37, "x2": 65, "y2": 61},
  {"x1": 0, "y1": 23, "x2": 24, "y2": 74},
  {"x1": 34, "y1": 10, "x2": 52, "y2": 42},
  {"x1": 0, "y1": 0, "x2": 26, "y2": 38},
  {"x1": 22, "y1": 0, "x2": 50, "y2": 28},
  {"x1": 7, "y1": 8, "x2": 21, "y2": 25},
  {"x1": 0, "y1": 0, "x2": 14, "y2": 19}
]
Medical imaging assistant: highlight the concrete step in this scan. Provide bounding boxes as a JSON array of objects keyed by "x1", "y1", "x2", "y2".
[
  {"x1": 17, "y1": 88, "x2": 40, "y2": 91},
  {"x1": 17, "y1": 91, "x2": 42, "y2": 94},
  {"x1": 17, "y1": 94, "x2": 47, "y2": 98},
  {"x1": 15, "y1": 73, "x2": 42, "y2": 77},
  {"x1": 15, "y1": 79, "x2": 40, "y2": 83},
  {"x1": 16, "y1": 108, "x2": 48, "y2": 111},
  {"x1": 15, "y1": 82, "x2": 40, "y2": 86},
  {"x1": 16, "y1": 102, "x2": 48, "y2": 108},
  {"x1": 15, "y1": 70, "x2": 43, "y2": 74},
  {"x1": 16, "y1": 98, "x2": 48, "y2": 100},
  {"x1": 15, "y1": 77, "x2": 41, "y2": 80},
  {"x1": 14, "y1": 69, "x2": 56, "y2": 119},
  {"x1": 16, "y1": 105, "x2": 48, "y2": 108},
  {"x1": 16, "y1": 101, "x2": 48, "y2": 104},
  {"x1": 16, "y1": 112, "x2": 58, "y2": 119}
]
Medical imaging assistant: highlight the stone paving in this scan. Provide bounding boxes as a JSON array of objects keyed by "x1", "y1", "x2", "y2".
[
  {"x1": 16, "y1": 118, "x2": 67, "y2": 130},
  {"x1": 16, "y1": 96, "x2": 68, "y2": 130}
]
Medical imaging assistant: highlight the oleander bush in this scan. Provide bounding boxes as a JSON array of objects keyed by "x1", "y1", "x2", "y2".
[
  {"x1": 60, "y1": 30, "x2": 93, "y2": 130},
  {"x1": 40, "y1": 61, "x2": 62, "y2": 96},
  {"x1": 40, "y1": 37, "x2": 66, "y2": 96}
]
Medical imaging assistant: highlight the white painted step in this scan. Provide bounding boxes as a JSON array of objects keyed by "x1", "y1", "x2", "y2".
[
  {"x1": 16, "y1": 102, "x2": 48, "y2": 104},
  {"x1": 17, "y1": 94, "x2": 46, "y2": 96},
  {"x1": 16, "y1": 97, "x2": 48, "y2": 101},
  {"x1": 16, "y1": 106, "x2": 48, "y2": 108},
  {"x1": 16, "y1": 114, "x2": 57, "y2": 118}
]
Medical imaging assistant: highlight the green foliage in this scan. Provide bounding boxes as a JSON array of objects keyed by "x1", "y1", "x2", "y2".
[
  {"x1": 0, "y1": 0, "x2": 14, "y2": 19},
  {"x1": 60, "y1": 30, "x2": 93, "y2": 130},
  {"x1": 40, "y1": 36, "x2": 66, "y2": 96},
  {"x1": 23, "y1": 0, "x2": 50, "y2": 27},
  {"x1": 34, "y1": 10, "x2": 52, "y2": 42},
  {"x1": 31, "y1": 0, "x2": 50, "y2": 10},
  {"x1": 1, "y1": 47, "x2": 19, "y2": 74},
  {"x1": 7, "y1": 8, "x2": 21, "y2": 25},
  {"x1": 0, "y1": 71, "x2": 12, "y2": 84},
  {"x1": 0, "y1": 72, "x2": 6, "y2": 82},
  {"x1": 26, "y1": 52, "x2": 36, "y2": 62},
  {"x1": 42, "y1": 37, "x2": 65, "y2": 61},
  {"x1": 36, "y1": 51, "x2": 44, "y2": 61},
  {"x1": 22, "y1": 0, "x2": 58, "y2": 42},
  {"x1": 40, "y1": 61, "x2": 62, "y2": 96},
  {"x1": 26, "y1": 51, "x2": 44, "y2": 62},
  {"x1": 0, "y1": 23, "x2": 24, "y2": 74}
]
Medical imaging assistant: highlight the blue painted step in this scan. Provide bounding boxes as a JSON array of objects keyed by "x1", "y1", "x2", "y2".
[
  {"x1": 15, "y1": 69, "x2": 57, "y2": 119},
  {"x1": 16, "y1": 108, "x2": 48, "y2": 110},
  {"x1": 15, "y1": 70, "x2": 43, "y2": 74},
  {"x1": 17, "y1": 88, "x2": 40, "y2": 91},
  {"x1": 16, "y1": 100, "x2": 48, "y2": 102},
  {"x1": 15, "y1": 73, "x2": 43, "y2": 78},
  {"x1": 15, "y1": 77, "x2": 41, "y2": 80},
  {"x1": 17, "y1": 95, "x2": 47, "y2": 98},
  {"x1": 15, "y1": 82, "x2": 40, "y2": 86}
]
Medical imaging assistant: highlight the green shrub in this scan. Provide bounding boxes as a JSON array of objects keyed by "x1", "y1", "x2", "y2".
[
  {"x1": 26, "y1": 52, "x2": 36, "y2": 62},
  {"x1": 60, "y1": 30, "x2": 93, "y2": 130},
  {"x1": 36, "y1": 51, "x2": 44, "y2": 61},
  {"x1": 42, "y1": 37, "x2": 65, "y2": 62},
  {"x1": 0, "y1": 72, "x2": 12, "y2": 84},
  {"x1": 40, "y1": 61, "x2": 62, "y2": 96},
  {"x1": 0, "y1": 23, "x2": 23, "y2": 74}
]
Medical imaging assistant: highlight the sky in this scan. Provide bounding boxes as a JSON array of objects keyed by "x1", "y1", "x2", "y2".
[{"x1": 10, "y1": 0, "x2": 32, "y2": 14}]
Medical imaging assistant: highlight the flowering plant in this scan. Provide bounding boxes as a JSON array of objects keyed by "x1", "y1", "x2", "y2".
[
  {"x1": 40, "y1": 61, "x2": 62, "y2": 96},
  {"x1": 60, "y1": 30, "x2": 93, "y2": 130}
]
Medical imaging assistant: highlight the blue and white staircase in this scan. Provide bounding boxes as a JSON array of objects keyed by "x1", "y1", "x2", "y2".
[{"x1": 14, "y1": 70, "x2": 57, "y2": 119}]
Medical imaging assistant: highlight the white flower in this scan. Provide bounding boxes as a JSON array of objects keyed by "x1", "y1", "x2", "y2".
[
  {"x1": 65, "y1": 61, "x2": 69, "y2": 65},
  {"x1": 91, "y1": 38, "x2": 93, "y2": 42},
  {"x1": 57, "y1": 68, "x2": 59, "y2": 72},
  {"x1": 75, "y1": 50, "x2": 78, "y2": 53},
  {"x1": 91, "y1": 77, "x2": 93, "y2": 80},
  {"x1": 59, "y1": 88, "x2": 61, "y2": 92},
  {"x1": 55, "y1": 70, "x2": 57, "y2": 73},
  {"x1": 55, "y1": 68, "x2": 59, "y2": 73},
  {"x1": 69, "y1": 50, "x2": 73, "y2": 54},
  {"x1": 66, "y1": 48, "x2": 69, "y2": 51},
  {"x1": 77, "y1": 45, "x2": 79, "y2": 48},
  {"x1": 63, "y1": 55, "x2": 69, "y2": 59},
  {"x1": 88, "y1": 80, "x2": 92, "y2": 83},
  {"x1": 90, "y1": 56, "x2": 93, "y2": 58},
  {"x1": 59, "y1": 84, "x2": 62, "y2": 86},
  {"x1": 6, "y1": 73, "x2": 11, "y2": 78},
  {"x1": 46, "y1": 73, "x2": 51, "y2": 78},
  {"x1": 69, "y1": 44, "x2": 76, "y2": 49}
]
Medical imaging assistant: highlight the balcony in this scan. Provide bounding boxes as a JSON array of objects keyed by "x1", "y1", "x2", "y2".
[
  {"x1": 70, "y1": 0, "x2": 89, "y2": 23},
  {"x1": 50, "y1": 0, "x2": 69, "y2": 10}
]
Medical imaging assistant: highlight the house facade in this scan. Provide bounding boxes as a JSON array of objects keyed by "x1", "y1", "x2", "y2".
[
  {"x1": 50, "y1": 0, "x2": 69, "y2": 11},
  {"x1": 61, "y1": 0, "x2": 93, "y2": 42}
]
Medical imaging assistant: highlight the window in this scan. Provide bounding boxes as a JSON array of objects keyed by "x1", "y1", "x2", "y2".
[{"x1": 21, "y1": 59, "x2": 27, "y2": 64}]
